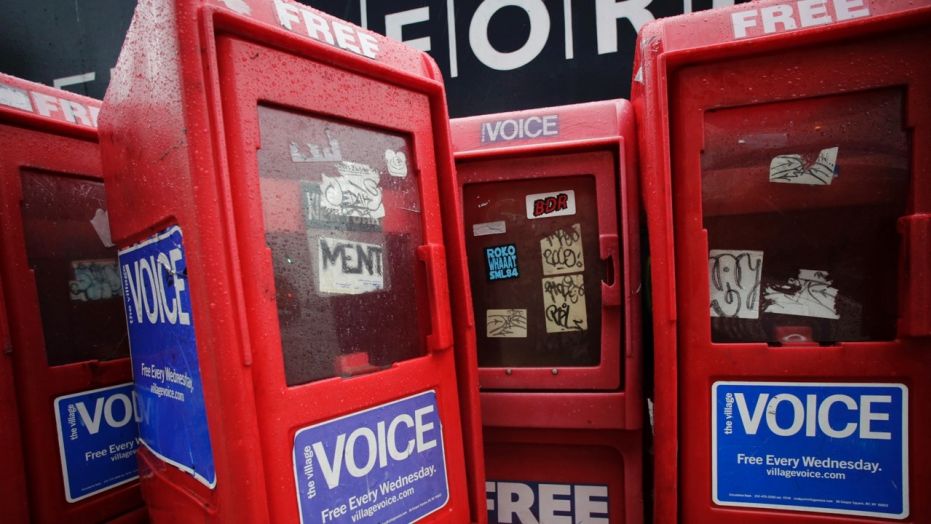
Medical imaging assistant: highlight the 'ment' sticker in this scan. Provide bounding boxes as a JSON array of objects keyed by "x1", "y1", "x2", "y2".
[
  {"x1": 292, "y1": 391, "x2": 449, "y2": 524},
  {"x1": 485, "y1": 244, "x2": 519, "y2": 281},
  {"x1": 317, "y1": 237, "x2": 385, "y2": 295},
  {"x1": 526, "y1": 190, "x2": 576, "y2": 219}
]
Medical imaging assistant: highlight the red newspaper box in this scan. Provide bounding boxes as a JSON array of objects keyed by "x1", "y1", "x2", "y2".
[
  {"x1": 634, "y1": 0, "x2": 931, "y2": 521},
  {"x1": 0, "y1": 75, "x2": 145, "y2": 523},
  {"x1": 99, "y1": 0, "x2": 484, "y2": 522},
  {"x1": 452, "y1": 100, "x2": 643, "y2": 523}
]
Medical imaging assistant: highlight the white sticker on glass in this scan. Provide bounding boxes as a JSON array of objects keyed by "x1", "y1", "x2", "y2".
[
  {"x1": 542, "y1": 274, "x2": 588, "y2": 333},
  {"x1": 90, "y1": 208, "x2": 114, "y2": 247},
  {"x1": 69, "y1": 259, "x2": 121, "y2": 301},
  {"x1": 709, "y1": 249, "x2": 764, "y2": 319},
  {"x1": 486, "y1": 309, "x2": 528, "y2": 338},
  {"x1": 473, "y1": 220, "x2": 506, "y2": 237},
  {"x1": 769, "y1": 147, "x2": 838, "y2": 185},
  {"x1": 320, "y1": 161, "x2": 385, "y2": 219},
  {"x1": 525, "y1": 190, "x2": 576, "y2": 219},
  {"x1": 289, "y1": 131, "x2": 342, "y2": 163},
  {"x1": 317, "y1": 237, "x2": 384, "y2": 295},
  {"x1": 540, "y1": 223, "x2": 584, "y2": 275},
  {"x1": 384, "y1": 149, "x2": 408, "y2": 178},
  {"x1": 764, "y1": 269, "x2": 840, "y2": 319}
]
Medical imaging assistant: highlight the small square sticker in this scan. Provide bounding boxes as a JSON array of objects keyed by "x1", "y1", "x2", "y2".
[{"x1": 485, "y1": 244, "x2": 519, "y2": 281}]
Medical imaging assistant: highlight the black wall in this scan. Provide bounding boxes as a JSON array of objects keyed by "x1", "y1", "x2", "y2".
[{"x1": 0, "y1": 0, "x2": 738, "y2": 117}]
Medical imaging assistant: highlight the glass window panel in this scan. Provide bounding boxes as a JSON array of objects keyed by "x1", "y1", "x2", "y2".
[
  {"x1": 256, "y1": 105, "x2": 428, "y2": 386},
  {"x1": 701, "y1": 88, "x2": 909, "y2": 344},
  {"x1": 463, "y1": 175, "x2": 603, "y2": 367},
  {"x1": 20, "y1": 169, "x2": 128, "y2": 366}
]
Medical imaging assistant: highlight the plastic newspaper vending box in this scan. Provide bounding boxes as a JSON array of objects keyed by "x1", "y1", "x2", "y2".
[
  {"x1": 0, "y1": 74, "x2": 144, "y2": 523},
  {"x1": 99, "y1": 0, "x2": 484, "y2": 522},
  {"x1": 634, "y1": 0, "x2": 931, "y2": 522},
  {"x1": 452, "y1": 100, "x2": 643, "y2": 523}
]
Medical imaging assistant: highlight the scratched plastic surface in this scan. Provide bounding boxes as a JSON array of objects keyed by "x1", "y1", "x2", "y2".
[
  {"x1": 20, "y1": 169, "x2": 128, "y2": 366},
  {"x1": 701, "y1": 88, "x2": 909, "y2": 344},
  {"x1": 463, "y1": 175, "x2": 602, "y2": 367},
  {"x1": 256, "y1": 105, "x2": 428, "y2": 385}
]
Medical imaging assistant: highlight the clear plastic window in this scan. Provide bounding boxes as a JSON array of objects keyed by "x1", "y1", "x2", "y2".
[
  {"x1": 701, "y1": 88, "x2": 909, "y2": 344},
  {"x1": 463, "y1": 175, "x2": 603, "y2": 367},
  {"x1": 256, "y1": 105, "x2": 428, "y2": 386},
  {"x1": 20, "y1": 169, "x2": 128, "y2": 366}
]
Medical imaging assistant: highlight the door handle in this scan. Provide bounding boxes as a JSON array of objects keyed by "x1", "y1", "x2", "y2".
[{"x1": 417, "y1": 243, "x2": 454, "y2": 351}]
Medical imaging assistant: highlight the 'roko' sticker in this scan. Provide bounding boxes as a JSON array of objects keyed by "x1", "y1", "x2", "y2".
[{"x1": 485, "y1": 244, "x2": 519, "y2": 281}]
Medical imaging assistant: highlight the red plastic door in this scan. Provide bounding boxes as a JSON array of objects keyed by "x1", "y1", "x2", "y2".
[
  {"x1": 670, "y1": 26, "x2": 931, "y2": 522},
  {"x1": 0, "y1": 124, "x2": 142, "y2": 523},
  {"x1": 217, "y1": 37, "x2": 470, "y2": 523},
  {"x1": 459, "y1": 152, "x2": 622, "y2": 391}
]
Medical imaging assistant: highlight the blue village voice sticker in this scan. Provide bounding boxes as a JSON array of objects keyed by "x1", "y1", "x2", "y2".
[
  {"x1": 292, "y1": 390, "x2": 449, "y2": 524},
  {"x1": 713, "y1": 381, "x2": 908, "y2": 519},
  {"x1": 119, "y1": 225, "x2": 216, "y2": 488},
  {"x1": 53, "y1": 383, "x2": 140, "y2": 502},
  {"x1": 485, "y1": 243, "x2": 519, "y2": 281}
]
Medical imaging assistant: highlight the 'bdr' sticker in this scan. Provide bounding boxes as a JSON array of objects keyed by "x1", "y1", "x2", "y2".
[{"x1": 526, "y1": 190, "x2": 576, "y2": 219}]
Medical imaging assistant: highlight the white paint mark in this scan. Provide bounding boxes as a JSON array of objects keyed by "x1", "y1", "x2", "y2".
[
  {"x1": 384, "y1": 149, "x2": 408, "y2": 177},
  {"x1": 563, "y1": 0, "x2": 574, "y2": 60},
  {"x1": 385, "y1": 7, "x2": 431, "y2": 51},
  {"x1": 770, "y1": 147, "x2": 838, "y2": 185},
  {"x1": 52, "y1": 72, "x2": 96, "y2": 90},
  {"x1": 486, "y1": 309, "x2": 528, "y2": 338},
  {"x1": 709, "y1": 249, "x2": 763, "y2": 319},
  {"x1": 447, "y1": 0, "x2": 459, "y2": 77},
  {"x1": 764, "y1": 269, "x2": 840, "y2": 319},
  {"x1": 473, "y1": 220, "x2": 507, "y2": 237}
]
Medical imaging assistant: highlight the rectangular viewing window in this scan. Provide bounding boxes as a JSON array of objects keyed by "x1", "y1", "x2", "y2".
[
  {"x1": 701, "y1": 88, "x2": 909, "y2": 344},
  {"x1": 463, "y1": 175, "x2": 603, "y2": 367},
  {"x1": 256, "y1": 105, "x2": 429, "y2": 386},
  {"x1": 20, "y1": 169, "x2": 128, "y2": 366}
]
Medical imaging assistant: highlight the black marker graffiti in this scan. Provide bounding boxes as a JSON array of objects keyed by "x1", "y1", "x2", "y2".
[
  {"x1": 543, "y1": 274, "x2": 585, "y2": 304},
  {"x1": 541, "y1": 224, "x2": 584, "y2": 274},
  {"x1": 709, "y1": 251, "x2": 763, "y2": 318},
  {"x1": 487, "y1": 309, "x2": 528, "y2": 337},
  {"x1": 769, "y1": 147, "x2": 838, "y2": 185},
  {"x1": 322, "y1": 172, "x2": 384, "y2": 219}
]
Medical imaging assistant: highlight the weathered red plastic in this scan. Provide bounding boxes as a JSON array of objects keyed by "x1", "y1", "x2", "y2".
[
  {"x1": 0, "y1": 73, "x2": 145, "y2": 523},
  {"x1": 100, "y1": 0, "x2": 484, "y2": 522},
  {"x1": 452, "y1": 100, "x2": 643, "y2": 523},
  {"x1": 634, "y1": 0, "x2": 931, "y2": 522}
]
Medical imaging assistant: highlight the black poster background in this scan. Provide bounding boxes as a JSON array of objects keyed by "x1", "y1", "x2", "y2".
[{"x1": 0, "y1": 0, "x2": 738, "y2": 118}]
